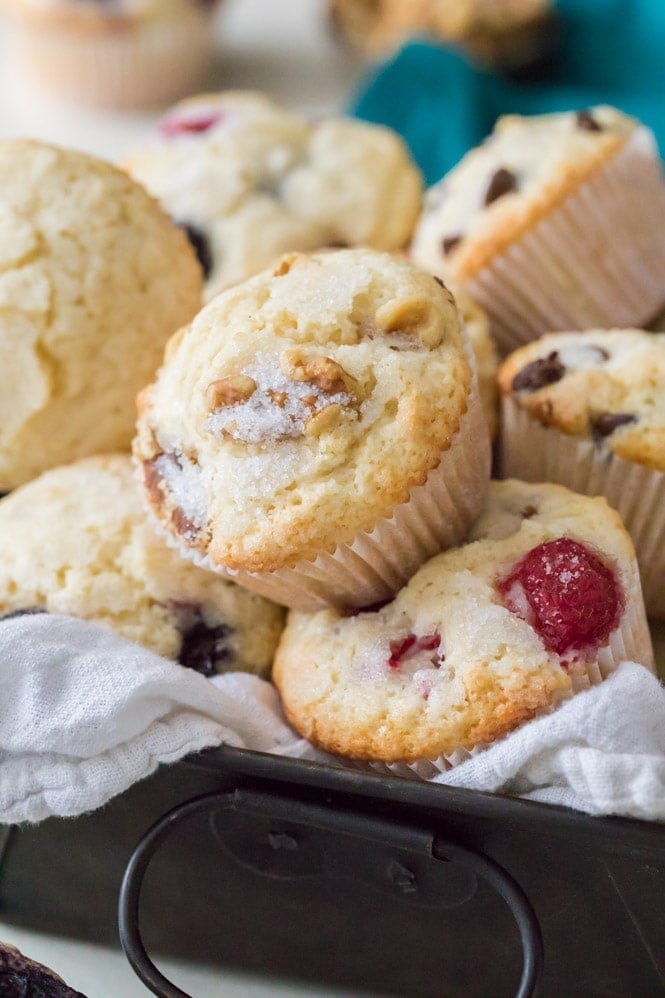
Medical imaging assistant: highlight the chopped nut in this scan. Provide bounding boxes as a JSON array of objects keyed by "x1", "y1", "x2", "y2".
[
  {"x1": 273, "y1": 252, "x2": 300, "y2": 277},
  {"x1": 304, "y1": 403, "x2": 344, "y2": 437},
  {"x1": 281, "y1": 351, "x2": 362, "y2": 398},
  {"x1": 205, "y1": 375, "x2": 257, "y2": 410},
  {"x1": 374, "y1": 297, "x2": 446, "y2": 349}
]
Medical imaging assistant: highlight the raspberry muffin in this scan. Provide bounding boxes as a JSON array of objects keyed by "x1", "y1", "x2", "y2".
[
  {"x1": 134, "y1": 248, "x2": 491, "y2": 611},
  {"x1": 0, "y1": 139, "x2": 202, "y2": 492},
  {"x1": 123, "y1": 91, "x2": 423, "y2": 300},
  {"x1": 0, "y1": 455, "x2": 284, "y2": 675},
  {"x1": 499, "y1": 329, "x2": 665, "y2": 619},
  {"x1": 410, "y1": 107, "x2": 665, "y2": 353},
  {"x1": 2, "y1": 0, "x2": 221, "y2": 108},
  {"x1": 274, "y1": 479, "x2": 654, "y2": 773}
]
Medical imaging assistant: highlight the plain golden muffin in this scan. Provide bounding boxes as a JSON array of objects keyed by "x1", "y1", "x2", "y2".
[{"x1": 0, "y1": 139, "x2": 202, "y2": 491}]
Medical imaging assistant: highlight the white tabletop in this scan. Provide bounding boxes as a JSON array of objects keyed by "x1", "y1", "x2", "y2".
[{"x1": 0, "y1": 1, "x2": 368, "y2": 993}]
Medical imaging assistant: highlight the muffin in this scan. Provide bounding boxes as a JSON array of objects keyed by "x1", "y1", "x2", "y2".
[
  {"x1": 0, "y1": 139, "x2": 202, "y2": 491},
  {"x1": 274, "y1": 479, "x2": 654, "y2": 774},
  {"x1": 330, "y1": 0, "x2": 555, "y2": 70},
  {"x1": 499, "y1": 329, "x2": 665, "y2": 619},
  {"x1": 1, "y1": 0, "x2": 222, "y2": 109},
  {"x1": 410, "y1": 106, "x2": 665, "y2": 354},
  {"x1": 123, "y1": 90, "x2": 424, "y2": 300},
  {"x1": 0, "y1": 455, "x2": 284, "y2": 675},
  {"x1": 134, "y1": 248, "x2": 491, "y2": 611}
]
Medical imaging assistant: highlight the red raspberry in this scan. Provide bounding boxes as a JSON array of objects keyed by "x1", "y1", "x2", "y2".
[
  {"x1": 497, "y1": 538, "x2": 623, "y2": 656},
  {"x1": 388, "y1": 632, "x2": 441, "y2": 669},
  {"x1": 159, "y1": 111, "x2": 222, "y2": 138}
]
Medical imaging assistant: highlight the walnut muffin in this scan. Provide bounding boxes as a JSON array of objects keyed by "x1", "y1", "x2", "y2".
[
  {"x1": 123, "y1": 91, "x2": 423, "y2": 300},
  {"x1": 134, "y1": 248, "x2": 491, "y2": 610},
  {"x1": 274, "y1": 479, "x2": 654, "y2": 773},
  {"x1": 0, "y1": 139, "x2": 202, "y2": 491},
  {"x1": 0, "y1": 455, "x2": 284, "y2": 674},
  {"x1": 499, "y1": 329, "x2": 665, "y2": 619},
  {"x1": 410, "y1": 107, "x2": 665, "y2": 353}
]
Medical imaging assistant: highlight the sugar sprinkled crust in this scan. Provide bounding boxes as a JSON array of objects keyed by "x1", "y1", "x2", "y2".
[
  {"x1": 123, "y1": 91, "x2": 423, "y2": 299},
  {"x1": 273, "y1": 480, "x2": 648, "y2": 762},
  {"x1": 0, "y1": 454, "x2": 284, "y2": 673},
  {"x1": 411, "y1": 106, "x2": 635, "y2": 282},
  {"x1": 499, "y1": 329, "x2": 665, "y2": 472},
  {"x1": 0, "y1": 138, "x2": 202, "y2": 491},
  {"x1": 134, "y1": 248, "x2": 473, "y2": 572}
]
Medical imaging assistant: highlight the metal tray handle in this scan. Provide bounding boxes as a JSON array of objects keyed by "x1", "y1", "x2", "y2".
[{"x1": 118, "y1": 789, "x2": 544, "y2": 998}]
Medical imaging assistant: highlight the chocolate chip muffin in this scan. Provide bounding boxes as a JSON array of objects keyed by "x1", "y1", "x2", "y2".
[
  {"x1": 499, "y1": 329, "x2": 665, "y2": 619},
  {"x1": 0, "y1": 454, "x2": 284, "y2": 674},
  {"x1": 123, "y1": 90, "x2": 423, "y2": 300},
  {"x1": 410, "y1": 106, "x2": 665, "y2": 353},
  {"x1": 0, "y1": 139, "x2": 203, "y2": 491},
  {"x1": 134, "y1": 248, "x2": 491, "y2": 611},
  {"x1": 274, "y1": 479, "x2": 653, "y2": 773}
]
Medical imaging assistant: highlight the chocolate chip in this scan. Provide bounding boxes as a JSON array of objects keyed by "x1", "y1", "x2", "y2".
[
  {"x1": 591, "y1": 412, "x2": 636, "y2": 441},
  {"x1": 484, "y1": 168, "x2": 517, "y2": 206},
  {"x1": 178, "y1": 620, "x2": 233, "y2": 677},
  {"x1": 511, "y1": 351, "x2": 565, "y2": 391},
  {"x1": 1, "y1": 607, "x2": 48, "y2": 621},
  {"x1": 178, "y1": 221, "x2": 213, "y2": 279},
  {"x1": 441, "y1": 234, "x2": 462, "y2": 255},
  {"x1": 576, "y1": 110, "x2": 602, "y2": 132}
]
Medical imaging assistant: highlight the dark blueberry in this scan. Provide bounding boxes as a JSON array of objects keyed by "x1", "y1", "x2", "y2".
[
  {"x1": 441, "y1": 234, "x2": 462, "y2": 255},
  {"x1": 591, "y1": 412, "x2": 637, "y2": 442},
  {"x1": 512, "y1": 351, "x2": 565, "y2": 391},
  {"x1": 484, "y1": 168, "x2": 517, "y2": 206},
  {"x1": 177, "y1": 222, "x2": 213, "y2": 280},
  {"x1": 178, "y1": 621, "x2": 233, "y2": 677},
  {"x1": 576, "y1": 110, "x2": 602, "y2": 133},
  {"x1": 1, "y1": 607, "x2": 48, "y2": 621}
]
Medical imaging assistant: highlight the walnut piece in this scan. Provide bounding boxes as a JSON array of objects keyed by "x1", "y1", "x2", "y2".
[
  {"x1": 281, "y1": 351, "x2": 363, "y2": 400},
  {"x1": 205, "y1": 375, "x2": 257, "y2": 410},
  {"x1": 374, "y1": 296, "x2": 446, "y2": 348}
]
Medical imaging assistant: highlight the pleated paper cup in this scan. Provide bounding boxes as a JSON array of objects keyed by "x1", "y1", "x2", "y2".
[
  {"x1": 464, "y1": 126, "x2": 665, "y2": 355},
  {"x1": 8, "y1": 5, "x2": 219, "y2": 109},
  {"x1": 500, "y1": 396, "x2": 665, "y2": 620}
]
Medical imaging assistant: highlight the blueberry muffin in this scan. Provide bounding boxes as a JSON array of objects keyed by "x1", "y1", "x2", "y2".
[
  {"x1": 0, "y1": 139, "x2": 202, "y2": 491},
  {"x1": 1, "y1": 0, "x2": 222, "y2": 108},
  {"x1": 274, "y1": 479, "x2": 654, "y2": 772},
  {"x1": 123, "y1": 91, "x2": 423, "y2": 300},
  {"x1": 134, "y1": 248, "x2": 491, "y2": 611},
  {"x1": 0, "y1": 454, "x2": 284, "y2": 674},
  {"x1": 410, "y1": 107, "x2": 665, "y2": 353},
  {"x1": 499, "y1": 329, "x2": 665, "y2": 619}
]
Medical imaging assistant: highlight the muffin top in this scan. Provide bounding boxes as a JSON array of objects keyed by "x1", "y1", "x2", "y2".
[
  {"x1": 134, "y1": 248, "x2": 472, "y2": 572},
  {"x1": 410, "y1": 106, "x2": 639, "y2": 281},
  {"x1": 499, "y1": 329, "x2": 665, "y2": 471},
  {"x1": 0, "y1": 454, "x2": 284, "y2": 673},
  {"x1": 0, "y1": 138, "x2": 202, "y2": 490},
  {"x1": 123, "y1": 90, "x2": 423, "y2": 299},
  {"x1": 273, "y1": 479, "x2": 649, "y2": 762}
]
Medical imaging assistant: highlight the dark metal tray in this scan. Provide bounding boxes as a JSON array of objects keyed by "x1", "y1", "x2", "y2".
[{"x1": 1, "y1": 744, "x2": 664, "y2": 997}]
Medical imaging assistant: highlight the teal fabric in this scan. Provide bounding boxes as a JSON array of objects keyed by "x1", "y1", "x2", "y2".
[{"x1": 349, "y1": 0, "x2": 665, "y2": 185}]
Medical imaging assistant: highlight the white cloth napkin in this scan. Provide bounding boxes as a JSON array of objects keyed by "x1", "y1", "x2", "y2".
[{"x1": 1, "y1": 614, "x2": 664, "y2": 825}]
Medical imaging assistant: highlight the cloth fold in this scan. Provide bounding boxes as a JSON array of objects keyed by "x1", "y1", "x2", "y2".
[{"x1": 2, "y1": 615, "x2": 665, "y2": 825}]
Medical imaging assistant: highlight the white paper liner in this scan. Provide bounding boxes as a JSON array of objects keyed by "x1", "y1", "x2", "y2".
[
  {"x1": 464, "y1": 127, "x2": 665, "y2": 355},
  {"x1": 159, "y1": 350, "x2": 491, "y2": 612},
  {"x1": 12, "y1": 9, "x2": 217, "y2": 108},
  {"x1": 501, "y1": 397, "x2": 665, "y2": 620}
]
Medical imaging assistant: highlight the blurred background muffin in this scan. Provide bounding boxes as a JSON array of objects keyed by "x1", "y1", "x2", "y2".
[{"x1": 0, "y1": 0, "x2": 223, "y2": 108}]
